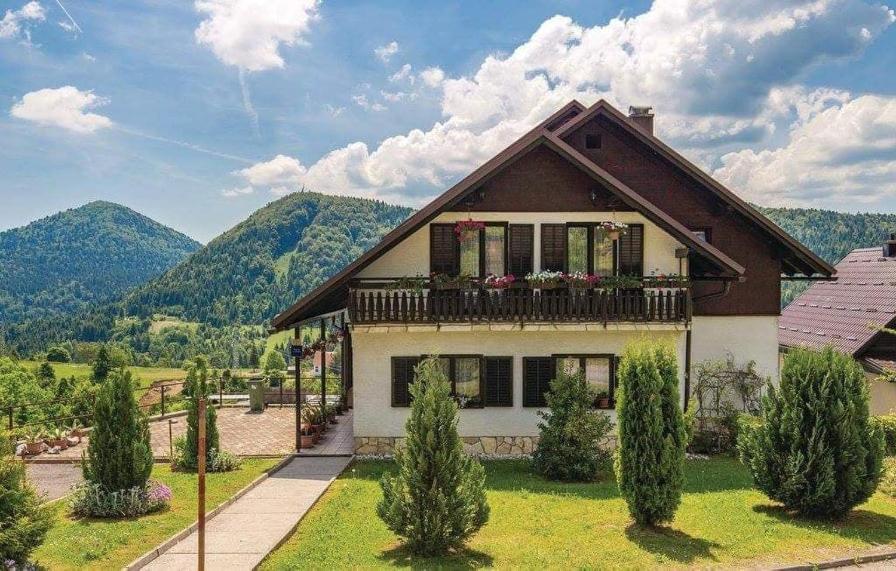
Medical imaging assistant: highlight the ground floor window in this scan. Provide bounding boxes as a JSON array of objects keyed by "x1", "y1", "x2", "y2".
[
  {"x1": 391, "y1": 355, "x2": 513, "y2": 408},
  {"x1": 524, "y1": 354, "x2": 617, "y2": 408}
]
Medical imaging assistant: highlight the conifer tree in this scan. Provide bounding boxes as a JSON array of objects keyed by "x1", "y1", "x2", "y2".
[
  {"x1": 377, "y1": 357, "x2": 489, "y2": 555},
  {"x1": 82, "y1": 369, "x2": 153, "y2": 491},
  {"x1": 740, "y1": 347, "x2": 883, "y2": 517},
  {"x1": 92, "y1": 345, "x2": 111, "y2": 383},
  {"x1": 180, "y1": 356, "x2": 220, "y2": 470},
  {"x1": 0, "y1": 429, "x2": 52, "y2": 562},
  {"x1": 615, "y1": 341, "x2": 686, "y2": 526}
]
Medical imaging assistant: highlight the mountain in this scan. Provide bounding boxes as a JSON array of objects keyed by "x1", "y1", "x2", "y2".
[
  {"x1": 120, "y1": 191, "x2": 413, "y2": 326},
  {"x1": 0, "y1": 201, "x2": 200, "y2": 324},
  {"x1": 756, "y1": 206, "x2": 896, "y2": 304}
]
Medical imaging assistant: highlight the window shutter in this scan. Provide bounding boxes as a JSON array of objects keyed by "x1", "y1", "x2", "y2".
[
  {"x1": 430, "y1": 224, "x2": 458, "y2": 275},
  {"x1": 391, "y1": 357, "x2": 419, "y2": 407},
  {"x1": 618, "y1": 224, "x2": 644, "y2": 275},
  {"x1": 540, "y1": 224, "x2": 566, "y2": 272},
  {"x1": 484, "y1": 357, "x2": 513, "y2": 407},
  {"x1": 523, "y1": 357, "x2": 553, "y2": 407},
  {"x1": 508, "y1": 225, "x2": 534, "y2": 276}
]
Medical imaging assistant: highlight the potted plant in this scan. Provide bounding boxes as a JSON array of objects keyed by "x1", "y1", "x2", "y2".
[
  {"x1": 525, "y1": 270, "x2": 565, "y2": 289},
  {"x1": 68, "y1": 420, "x2": 86, "y2": 441},
  {"x1": 562, "y1": 272, "x2": 600, "y2": 289},
  {"x1": 598, "y1": 221, "x2": 629, "y2": 241},
  {"x1": 484, "y1": 274, "x2": 516, "y2": 289},
  {"x1": 302, "y1": 407, "x2": 322, "y2": 442},
  {"x1": 386, "y1": 275, "x2": 426, "y2": 294},
  {"x1": 595, "y1": 390, "x2": 611, "y2": 409},
  {"x1": 47, "y1": 427, "x2": 69, "y2": 450},
  {"x1": 327, "y1": 404, "x2": 339, "y2": 425},
  {"x1": 430, "y1": 272, "x2": 473, "y2": 290},
  {"x1": 25, "y1": 429, "x2": 45, "y2": 456}
]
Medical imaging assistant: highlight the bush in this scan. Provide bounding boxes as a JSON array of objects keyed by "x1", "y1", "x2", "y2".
[
  {"x1": 871, "y1": 414, "x2": 896, "y2": 456},
  {"x1": 82, "y1": 369, "x2": 154, "y2": 496},
  {"x1": 70, "y1": 479, "x2": 171, "y2": 518},
  {"x1": 45, "y1": 346, "x2": 71, "y2": 363},
  {"x1": 0, "y1": 430, "x2": 52, "y2": 563},
  {"x1": 377, "y1": 357, "x2": 489, "y2": 555},
  {"x1": 532, "y1": 369, "x2": 614, "y2": 481},
  {"x1": 615, "y1": 341, "x2": 686, "y2": 526},
  {"x1": 172, "y1": 437, "x2": 241, "y2": 473},
  {"x1": 174, "y1": 357, "x2": 233, "y2": 472},
  {"x1": 880, "y1": 458, "x2": 896, "y2": 498},
  {"x1": 740, "y1": 347, "x2": 884, "y2": 518}
]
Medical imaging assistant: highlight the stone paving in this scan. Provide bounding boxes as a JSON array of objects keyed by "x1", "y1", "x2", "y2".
[
  {"x1": 45, "y1": 406, "x2": 354, "y2": 460},
  {"x1": 140, "y1": 456, "x2": 351, "y2": 571},
  {"x1": 26, "y1": 462, "x2": 82, "y2": 501}
]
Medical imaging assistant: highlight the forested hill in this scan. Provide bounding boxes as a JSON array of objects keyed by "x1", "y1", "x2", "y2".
[
  {"x1": 120, "y1": 192, "x2": 413, "y2": 325},
  {"x1": 0, "y1": 201, "x2": 200, "y2": 323}
]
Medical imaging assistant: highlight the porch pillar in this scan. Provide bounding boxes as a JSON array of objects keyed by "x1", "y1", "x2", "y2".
[
  {"x1": 294, "y1": 326, "x2": 301, "y2": 452},
  {"x1": 320, "y1": 318, "x2": 326, "y2": 423}
]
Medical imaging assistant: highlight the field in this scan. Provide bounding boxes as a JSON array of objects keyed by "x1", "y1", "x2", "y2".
[{"x1": 20, "y1": 360, "x2": 188, "y2": 391}]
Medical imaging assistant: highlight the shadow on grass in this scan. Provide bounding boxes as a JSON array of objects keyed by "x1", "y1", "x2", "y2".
[
  {"x1": 754, "y1": 504, "x2": 896, "y2": 545},
  {"x1": 624, "y1": 523, "x2": 721, "y2": 564},
  {"x1": 378, "y1": 544, "x2": 494, "y2": 569}
]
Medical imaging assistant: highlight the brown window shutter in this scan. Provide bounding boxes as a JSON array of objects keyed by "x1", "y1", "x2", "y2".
[
  {"x1": 391, "y1": 357, "x2": 419, "y2": 407},
  {"x1": 618, "y1": 224, "x2": 644, "y2": 275},
  {"x1": 508, "y1": 225, "x2": 534, "y2": 276},
  {"x1": 523, "y1": 357, "x2": 552, "y2": 407},
  {"x1": 430, "y1": 224, "x2": 458, "y2": 275},
  {"x1": 540, "y1": 224, "x2": 566, "y2": 272},
  {"x1": 484, "y1": 357, "x2": 513, "y2": 406}
]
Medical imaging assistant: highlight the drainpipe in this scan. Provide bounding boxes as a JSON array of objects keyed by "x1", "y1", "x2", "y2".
[{"x1": 684, "y1": 329, "x2": 692, "y2": 411}]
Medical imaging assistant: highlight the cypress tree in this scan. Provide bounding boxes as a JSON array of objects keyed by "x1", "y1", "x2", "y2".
[
  {"x1": 92, "y1": 345, "x2": 111, "y2": 383},
  {"x1": 615, "y1": 341, "x2": 686, "y2": 526},
  {"x1": 377, "y1": 357, "x2": 489, "y2": 555},
  {"x1": 82, "y1": 369, "x2": 153, "y2": 491},
  {"x1": 180, "y1": 356, "x2": 220, "y2": 470},
  {"x1": 0, "y1": 429, "x2": 52, "y2": 562},
  {"x1": 740, "y1": 346, "x2": 883, "y2": 517}
]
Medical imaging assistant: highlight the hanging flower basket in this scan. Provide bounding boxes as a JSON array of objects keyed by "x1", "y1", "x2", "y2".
[
  {"x1": 454, "y1": 219, "x2": 485, "y2": 241},
  {"x1": 598, "y1": 221, "x2": 629, "y2": 241}
]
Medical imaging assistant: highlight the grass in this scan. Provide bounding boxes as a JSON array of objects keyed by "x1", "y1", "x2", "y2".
[
  {"x1": 260, "y1": 457, "x2": 896, "y2": 570},
  {"x1": 32, "y1": 458, "x2": 279, "y2": 570},
  {"x1": 21, "y1": 361, "x2": 188, "y2": 391}
]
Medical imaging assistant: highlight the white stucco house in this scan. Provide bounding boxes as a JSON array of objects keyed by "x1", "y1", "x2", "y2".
[{"x1": 271, "y1": 100, "x2": 834, "y2": 455}]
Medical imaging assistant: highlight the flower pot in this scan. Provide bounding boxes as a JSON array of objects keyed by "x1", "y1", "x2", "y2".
[
  {"x1": 49, "y1": 438, "x2": 68, "y2": 450},
  {"x1": 71, "y1": 428, "x2": 87, "y2": 438},
  {"x1": 26, "y1": 442, "x2": 43, "y2": 455},
  {"x1": 300, "y1": 434, "x2": 316, "y2": 448},
  {"x1": 607, "y1": 230, "x2": 621, "y2": 241},
  {"x1": 597, "y1": 398, "x2": 611, "y2": 409}
]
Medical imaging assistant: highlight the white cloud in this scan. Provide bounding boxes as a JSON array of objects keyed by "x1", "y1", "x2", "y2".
[
  {"x1": 0, "y1": 1, "x2": 45, "y2": 41},
  {"x1": 221, "y1": 185, "x2": 255, "y2": 197},
  {"x1": 713, "y1": 92, "x2": 896, "y2": 208},
  {"x1": 374, "y1": 40, "x2": 398, "y2": 63},
  {"x1": 231, "y1": 0, "x2": 895, "y2": 205},
  {"x1": 389, "y1": 63, "x2": 413, "y2": 84},
  {"x1": 325, "y1": 103, "x2": 345, "y2": 117},
  {"x1": 10, "y1": 86, "x2": 112, "y2": 133},
  {"x1": 194, "y1": 0, "x2": 320, "y2": 71},
  {"x1": 419, "y1": 66, "x2": 445, "y2": 88},
  {"x1": 351, "y1": 94, "x2": 386, "y2": 112}
]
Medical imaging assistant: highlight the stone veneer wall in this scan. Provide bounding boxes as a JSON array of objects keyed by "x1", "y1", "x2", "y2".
[{"x1": 354, "y1": 435, "x2": 617, "y2": 456}]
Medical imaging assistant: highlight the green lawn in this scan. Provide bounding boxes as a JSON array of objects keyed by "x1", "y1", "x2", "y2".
[
  {"x1": 32, "y1": 458, "x2": 279, "y2": 570},
  {"x1": 22, "y1": 360, "x2": 188, "y2": 390},
  {"x1": 261, "y1": 458, "x2": 896, "y2": 570}
]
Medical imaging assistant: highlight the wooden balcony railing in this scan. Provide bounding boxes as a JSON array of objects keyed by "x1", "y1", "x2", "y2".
[{"x1": 348, "y1": 278, "x2": 691, "y2": 325}]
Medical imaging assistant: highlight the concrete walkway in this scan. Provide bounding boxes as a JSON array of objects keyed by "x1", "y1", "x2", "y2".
[{"x1": 141, "y1": 456, "x2": 351, "y2": 570}]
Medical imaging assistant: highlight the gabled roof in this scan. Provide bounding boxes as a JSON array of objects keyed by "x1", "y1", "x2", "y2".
[
  {"x1": 555, "y1": 100, "x2": 835, "y2": 278},
  {"x1": 271, "y1": 100, "x2": 821, "y2": 331},
  {"x1": 780, "y1": 248, "x2": 896, "y2": 356}
]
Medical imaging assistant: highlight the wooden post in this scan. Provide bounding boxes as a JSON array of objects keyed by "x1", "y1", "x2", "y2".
[
  {"x1": 160, "y1": 385, "x2": 166, "y2": 417},
  {"x1": 320, "y1": 319, "x2": 327, "y2": 425},
  {"x1": 197, "y1": 397, "x2": 207, "y2": 571},
  {"x1": 293, "y1": 327, "x2": 302, "y2": 454}
]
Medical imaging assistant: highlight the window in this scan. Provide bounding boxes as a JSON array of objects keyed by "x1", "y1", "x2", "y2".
[
  {"x1": 540, "y1": 224, "x2": 567, "y2": 272},
  {"x1": 428, "y1": 355, "x2": 483, "y2": 408},
  {"x1": 484, "y1": 357, "x2": 513, "y2": 406},
  {"x1": 484, "y1": 225, "x2": 506, "y2": 276},
  {"x1": 459, "y1": 229, "x2": 481, "y2": 276},
  {"x1": 523, "y1": 357, "x2": 553, "y2": 407},
  {"x1": 593, "y1": 231, "x2": 614, "y2": 276},
  {"x1": 585, "y1": 133, "x2": 602, "y2": 149},
  {"x1": 555, "y1": 354, "x2": 616, "y2": 408},
  {"x1": 431, "y1": 223, "x2": 507, "y2": 277},
  {"x1": 391, "y1": 357, "x2": 420, "y2": 407},
  {"x1": 567, "y1": 226, "x2": 589, "y2": 274},
  {"x1": 550, "y1": 223, "x2": 626, "y2": 275},
  {"x1": 430, "y1": 224, "x2": 458, "y2": 275},
  {"x1": 508, "y1": 225, "x2": 534, "y2": 276},
  {"x1": 618, "y1": 224, "x2": 644, "y2": 276}
]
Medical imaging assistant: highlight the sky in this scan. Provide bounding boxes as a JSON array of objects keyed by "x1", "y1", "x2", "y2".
[{"x1": 2, "y1": 0, "x2": 896, "y2": 243}]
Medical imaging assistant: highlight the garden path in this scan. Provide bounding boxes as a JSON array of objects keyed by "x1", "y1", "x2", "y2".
[{"x1": 139, "y1": 455, "x2": 351, "y2": 570}]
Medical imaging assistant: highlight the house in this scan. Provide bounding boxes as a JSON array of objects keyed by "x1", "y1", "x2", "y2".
[
  {"x1": 271, "y1": 99, "x2": 834, "y2": 455},
  {"x1": 780, "y1": 235, "x2": 896, "y2": 415}
]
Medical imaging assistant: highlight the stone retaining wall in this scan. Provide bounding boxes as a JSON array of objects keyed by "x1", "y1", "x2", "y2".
[{"x1": 355, "y1": 435, "x2": 617, "y2": 456}]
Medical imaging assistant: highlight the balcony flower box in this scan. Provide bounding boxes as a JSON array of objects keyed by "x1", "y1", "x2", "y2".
[
  {"x1": 525, "y1": 270, "x2": 565, "y2": 290},
  {"x1": 563, "y1": 272, "x2": 600, "y2": 289},
  {"x1": 430, "y1": 273, "x2": 473, "y2": 290},
  {"x1": 484, "y1": 274, "x2": 516, "y2": 289}
]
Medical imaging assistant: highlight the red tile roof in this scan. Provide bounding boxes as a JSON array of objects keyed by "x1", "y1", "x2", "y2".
[{"x1": 780, "y1": 248, "x2": 896, "y2": 355}]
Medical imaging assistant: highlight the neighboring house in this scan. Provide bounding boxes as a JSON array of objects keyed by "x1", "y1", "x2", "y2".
[
  {"x1": 312, "y1": 351, "x2": 335, "y2": 375},
  {"x1": 272, "y1": 100, "x2": 833, "y2": 455},
  {"x1": 780, "y1": 235, "x2": 896, "y2": 415}
]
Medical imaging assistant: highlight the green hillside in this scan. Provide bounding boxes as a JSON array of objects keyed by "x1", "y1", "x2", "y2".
[{"x1": 0, "y1": 201, "x2": 200, "y2": 323}]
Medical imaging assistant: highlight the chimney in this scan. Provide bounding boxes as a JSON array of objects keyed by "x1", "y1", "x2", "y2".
[
  {"x1": 885, "y1": 233, "x2": 896, "y2": 258},
  {"x1": 628, "y1": 105, "x2": 654, "y2": 135}
]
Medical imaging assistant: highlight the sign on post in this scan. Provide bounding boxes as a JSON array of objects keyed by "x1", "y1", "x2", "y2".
[{"x1": 290, "y1": 343, "x2": 304, "y2": 357}]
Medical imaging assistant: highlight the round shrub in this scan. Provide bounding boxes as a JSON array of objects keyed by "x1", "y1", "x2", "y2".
[
  {"x1": 615, "y1": 341, "x2": 686, "y2": 526},
  {"x1": 70, "y1": 479, "x2": 171, "y2": 518},
  {"x1": 377, "y1": 357, "x2": 489, "y2": 555},
  {"x1": 740, "y1": 347, "x2": 884, "y2": 518},
  {"x1": 532, "y1": 369, "x2": 614, "y2": 481}
]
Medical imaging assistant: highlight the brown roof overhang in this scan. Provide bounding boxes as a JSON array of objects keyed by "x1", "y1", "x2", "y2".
[{"x1": 555, "y1": 100, "x2": 835, "y2": 278}]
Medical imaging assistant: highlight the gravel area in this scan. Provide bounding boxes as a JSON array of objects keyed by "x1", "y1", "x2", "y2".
[{"x1": 26, "y1": 462, "x2": 83, "y2": 502}]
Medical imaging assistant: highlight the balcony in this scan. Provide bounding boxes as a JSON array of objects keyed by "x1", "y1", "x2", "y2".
[{"x1": 347, "y1": 278, "x2": 691, "y2": 325}]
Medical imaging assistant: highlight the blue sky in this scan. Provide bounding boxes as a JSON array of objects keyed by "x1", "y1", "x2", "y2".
[{"x1": 2, "y1": 0, "x2": 896, "y2": 242}]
